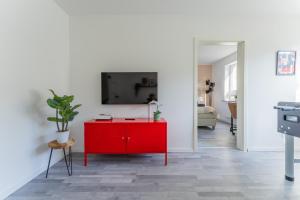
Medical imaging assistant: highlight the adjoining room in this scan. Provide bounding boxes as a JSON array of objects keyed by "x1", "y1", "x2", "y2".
[{"x1": 197, "y1": 44, "x2": 238, "y2": 149}]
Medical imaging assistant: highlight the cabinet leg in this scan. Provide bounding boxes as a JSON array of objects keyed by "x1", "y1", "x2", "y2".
[
  {"x1": 164, "y1": 152, "x2": 168, "y2": 166},
  {"x1": 84, "y1": 153, "x2": 87, "y2": 166}
]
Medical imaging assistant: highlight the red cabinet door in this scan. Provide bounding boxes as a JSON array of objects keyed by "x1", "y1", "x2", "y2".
[
  {"x1": 126, "y1": 123, "x2": 167, "y2": 153},
  {"x1": 85, "y1": 123, "x2": 126, "y2": 153}
]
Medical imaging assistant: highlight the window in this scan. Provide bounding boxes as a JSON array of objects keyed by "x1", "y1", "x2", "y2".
[{"x1": 224, "y1": 61, "x2": 237, "y2": 101}]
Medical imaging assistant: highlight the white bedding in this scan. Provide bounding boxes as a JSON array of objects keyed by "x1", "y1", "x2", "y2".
[{"x1": 198, "y1": 106, "x2": 216, "y2": 114}]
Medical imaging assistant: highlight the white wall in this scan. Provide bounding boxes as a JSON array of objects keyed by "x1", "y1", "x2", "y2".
[
  {"x1": 69, "y1": 14, "x2": 300, "y2": 152},
  {"x1": 0, "y1": 0, "x2": 69, "y2": 198},
  {"x1": 70, "y1": 15, "x2": 194, "y2": 152},
  {"x1": 212, "y1": 52, "x2": 237, "y2": 123}
]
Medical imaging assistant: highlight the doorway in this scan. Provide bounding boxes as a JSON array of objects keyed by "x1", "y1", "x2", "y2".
[{"x1": 193, "y1": 40, "x2": 246, "y2": 151}]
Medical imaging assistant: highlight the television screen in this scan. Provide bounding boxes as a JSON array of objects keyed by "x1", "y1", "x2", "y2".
[{"x1": 101, "y1": 72, "x2": 158, "y2": 104}]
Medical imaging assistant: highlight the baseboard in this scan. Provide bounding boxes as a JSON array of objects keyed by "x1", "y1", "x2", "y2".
[
  {"x1": 248, "y1": 146, "x2": 300, "y2": 152},
  {"x1": 73, "y1": 148, "x2": 195, "y2": 153},
  {"x1": 168, "y1": 147, "x2": 194, "y2": 152},
  {"x1": 72, "y1": 146, "x2": 84, "y2": 153},
  {"x1": 73, "y1": 146, "x2": 300, "y2": 153},
  {"x1": 0, "y1": 155, "x2": 63, "y2": 200},
  {"x1": 247, "y1": 147, "x2": 284, "y2": 152}
]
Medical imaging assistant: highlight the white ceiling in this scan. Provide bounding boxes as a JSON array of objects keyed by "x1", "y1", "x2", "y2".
[
  {"x1": 54, "y1": 0, "x2": 300, "y2": 16},
  {"x1": 198, "y1": 45, "x2": 237, "y2": 65}
]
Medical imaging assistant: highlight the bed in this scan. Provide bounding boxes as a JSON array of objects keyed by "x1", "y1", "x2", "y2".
[{"x1": 198, "y1": 106, "x2": 217, "y2": 129}]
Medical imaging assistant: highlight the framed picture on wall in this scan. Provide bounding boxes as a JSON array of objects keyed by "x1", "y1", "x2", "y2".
[{"x1": 276, "y1": 50, "x2": 296, "y2": 75}]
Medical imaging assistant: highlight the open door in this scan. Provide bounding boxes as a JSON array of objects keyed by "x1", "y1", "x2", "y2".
[{"x1": 236, "y1": 41, "x2": 246, "y2": 151}]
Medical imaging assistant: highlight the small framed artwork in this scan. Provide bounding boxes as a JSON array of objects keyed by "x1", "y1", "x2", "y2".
[{"x1": 276, "y1": 50, "x2": 296, "y2": 75}]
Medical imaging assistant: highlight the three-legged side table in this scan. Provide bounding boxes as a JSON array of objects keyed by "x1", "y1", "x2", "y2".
[{"x1": 46, "y1": 138, "x2": 75, "y2": 178}]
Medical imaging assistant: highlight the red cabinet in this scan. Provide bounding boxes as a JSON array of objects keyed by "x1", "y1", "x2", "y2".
[
  {"x1": 126, "y1": 123, "x2": 166, "y2": 153},
  {"x1": 84, "y1": 118, "x2": 167, "y2": 166},
  {"x1": 84, "y1": 123, "x2": 126, "y2": 153}
]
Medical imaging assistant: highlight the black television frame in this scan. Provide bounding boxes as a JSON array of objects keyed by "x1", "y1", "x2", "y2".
[{"x1": 101, "y1": 72, "x2": 158, "y2": 105}]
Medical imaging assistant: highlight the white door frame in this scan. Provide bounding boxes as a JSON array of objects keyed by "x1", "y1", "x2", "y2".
[{"x1": 193, "y1": 39, "x2": 247, "y2": 151}]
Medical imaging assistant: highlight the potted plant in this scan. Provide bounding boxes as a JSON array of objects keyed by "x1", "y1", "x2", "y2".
[
  {"x1": 47, "y1": 89, "x2": 81, "y2": 144},
  {"x1": 153, "y1": 103, "x2": 162, "y2": 121}
]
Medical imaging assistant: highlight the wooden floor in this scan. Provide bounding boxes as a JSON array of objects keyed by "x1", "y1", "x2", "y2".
[{"x1": 6, "y1": 149, "x2": 300, "y2": 200}]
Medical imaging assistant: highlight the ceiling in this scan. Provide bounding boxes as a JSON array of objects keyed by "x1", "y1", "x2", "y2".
[
  {"x1": 198, "y1": 45, "x2": 237, "y2": 65},
  {"x1": 54, "y1": 0, "x2": 300, "y2": 16}
]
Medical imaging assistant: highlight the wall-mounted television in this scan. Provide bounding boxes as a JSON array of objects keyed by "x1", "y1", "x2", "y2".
[{"x1": 101, "y1": 72, "x2": 158, "y2": 104}]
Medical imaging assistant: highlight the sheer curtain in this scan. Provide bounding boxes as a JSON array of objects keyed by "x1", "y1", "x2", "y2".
[{"x1": 224, "y1": 61, "x2": 237, "y2": 101}]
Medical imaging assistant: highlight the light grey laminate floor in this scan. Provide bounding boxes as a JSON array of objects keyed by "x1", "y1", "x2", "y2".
[
  {"x1": 198, "y1": 122, "x2": 236, "y2": 148},
  {"x1": 6, "y1": 148, "x2": 300, "y2": 200}
]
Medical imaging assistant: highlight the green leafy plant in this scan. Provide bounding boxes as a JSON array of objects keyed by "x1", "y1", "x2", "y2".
[
  {"x1": 47, "y1": 89, "x2": 81, "y2": 132},
  {"x1": 154, "y1": 110, "x2": 161, "y2": 115},
  {"x1": 153, "y1": 104, "x2": 161, "y2": 121}
]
